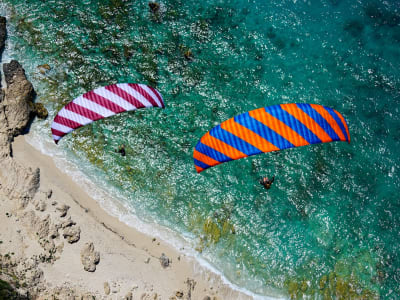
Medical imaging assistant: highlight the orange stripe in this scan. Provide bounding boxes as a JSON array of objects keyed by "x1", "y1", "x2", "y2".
[
  {"x1": 310, "y1": 104, "x2": 346, "y2": 141},
  {"x1": 220, "y1": 118, "x2": 280, "y2": 153},
  {"x1": 201, "y1": 132, "x2": 247, "y2": 160},
  {"x1": 334, "y1": 109, "x2": 350, "y2": 143},
  {"x1": 193, "y1": 149, "x2": 221, "y2": 168},
  {"x1": 280, "y1": 104, "x2": 333, "y2": 143},
  {"x1": 248, "y1": 108, "x2": 309, "y2": 147},
  {"x1": 195, "y1": 165, "x2": 204, "y2": 173}
]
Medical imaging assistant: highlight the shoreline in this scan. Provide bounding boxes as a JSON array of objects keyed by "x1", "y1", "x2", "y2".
[{"x1": 10, "y1": 132, "x2": 269, "y2": 299}]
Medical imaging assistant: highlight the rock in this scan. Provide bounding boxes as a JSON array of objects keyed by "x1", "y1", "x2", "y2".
[
  {"x1": 37, "y1": 64, "x2": 51, "y2": 74},
  {"x1": 148, "y1": 2, "x2": 160, "y2": 13},
  {"x1": 24, "y1": 267, "x2": 43, "y2": 286},
  {"x1": 49, "y1": 225, "x2": 59, "y2": 239},
  {"x1": 175, "y1": 290, "x2": 184, "y2": 298},
  {"x1": 56, "y1": 204, "x2": 70, "y2": 217},
  {"x1": 34, "y1": 102, "x2": 48, "y2": 119},
  {"x1": 202, "y1": 297, "x2": 211, "y2": 300},
  {"x1": 104, "y1": 282, "x2": 110, "y2": 295},
  {"x1": 124, "y1": 291, "x2": 133, "y2": 300},
  {"x1": 34, "y1": 199, "x2": 46, "y2": 211},
  {"x1": 60, "y1": 217, "x2": 75, "y2": 228},
  {"x1": 159, "y1": 253, "x2": 170, "y2": 268},
  {"x1": 185, "y1": 278, "x2": 196, "y2": 300},
  {"x1": 63, "y1": 225, "x2": 81, "y2": 243},
  {"x1": 0, "y1": 16, "x2": 6, "y2": 54},
  {"x1": 80, "y1": 242, "x2": 100, "y2": 272},
  {"x1": 2, "y1": 60, "x2": 35, "y2": 136},
  {"x1": 184, "y1": 50, "x2": 194, "y2": 61},
  {"x1": 46, "y1": 189, "x2": 52, "y2": 198}
]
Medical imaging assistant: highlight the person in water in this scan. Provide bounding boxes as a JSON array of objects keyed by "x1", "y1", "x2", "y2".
[
  {"x1": 260, "y1": 176, "x2": 275, "y2": 189},
  {"x1": 117, "y1": 144, "x2": 126, "y2": 156}
]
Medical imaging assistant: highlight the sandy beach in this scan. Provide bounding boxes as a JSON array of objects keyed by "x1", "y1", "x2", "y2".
[
  {"x1": 13, "y1": 133, "x2": 255, "y2": 299},
  {"x1": 0, "y1": 127, "x2": 257, "y2": 300}
]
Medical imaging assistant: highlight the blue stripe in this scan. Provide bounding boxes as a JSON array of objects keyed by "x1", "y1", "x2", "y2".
[
  {"x1": 194, "y1": 158, "x2": 210, "y2": 170},
  {"x1": 194, "y1": 141, "x2": 232, "y2": 163},
  {"x1": 296, "y1": 103, "x2": 340, "y2": 141},
  {"x1": 235, "y1": 111, "x2": 294, "y2": 150},
  {"x1": 265, "y1": 105, "x2": 322, "y2": 144},
  {"x1": 209, "y1": 125, "x2": 261, "y2": 156},
  {"x1": 324, "y1": 106, "x2": 349, "y2": 142}
]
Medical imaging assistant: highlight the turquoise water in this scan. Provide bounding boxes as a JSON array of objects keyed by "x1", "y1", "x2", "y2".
[{"x1": 2, "y1": 0, "x2": 400, "y2": 298}]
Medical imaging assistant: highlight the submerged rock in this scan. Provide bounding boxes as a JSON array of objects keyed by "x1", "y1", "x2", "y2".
[
  {"x1": 33, "y1": 102, "x2": 48, "y2": 119},
  {"x1": 148, "y1": 2, "x2": 160, "y2": 13},
  {"x1": 37, "y1": 63, "x2": 51, "y2": 74}
]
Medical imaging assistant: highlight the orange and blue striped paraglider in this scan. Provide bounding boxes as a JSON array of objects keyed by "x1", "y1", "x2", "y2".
[{"x1": 193, "y1": 103, "x2": 350, "y2": 173}]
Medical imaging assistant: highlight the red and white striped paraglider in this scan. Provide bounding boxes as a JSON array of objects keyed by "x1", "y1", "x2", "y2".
[{"x1": 51, "y1": 83, "x2": 164, "y2": 144}]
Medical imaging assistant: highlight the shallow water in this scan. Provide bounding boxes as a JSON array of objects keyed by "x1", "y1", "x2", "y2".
[{"x1": 1, "y1": 0, "x2": 400, "y2": 298}]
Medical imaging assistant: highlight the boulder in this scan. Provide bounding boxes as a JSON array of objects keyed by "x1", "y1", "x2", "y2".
[
  {"x1": 159, "y1": 253, "x2": 170, "y2": 268},
  {"x1": 63, "y1": 225, "x2": 81, "y2": 243},
  {"x1": 2, "y1": 60, "x2": 35, "y2": 136},
  {"x1": 80, "y1": 242, "x2": 100, "y2": 272},
  {"x1": 104, "y1": 282, "x2": 110, "y2": 295}
]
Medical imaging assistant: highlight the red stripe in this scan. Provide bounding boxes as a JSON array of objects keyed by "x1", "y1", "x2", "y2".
[
  {"x1": 148, "y1": 86, "x2": 164, "y2": 107},
  {"x1": 65, "y1": 102, "x2": 103, "y2": 121},
  {"x1": 51, "y1": 127, "x2": 67, "y2": 138},
  {"x1": 54, "y1": 115, "x2": 83, "y2": 130},
  {"x1": 147, "y1": 86, "x2": 164, "y2": 108},
  {"x1": 105, "y1": 84, "x2": 145, "y2": 109},
  {"x1": 83, "y1": 90, "x2": 125, "y2": 114},
  {"x1": 128, "y1": 84, "x2": 158, "y2": 107},
  {"x1": 133, "y1": 84, "x2": 159, "y2": 107}
]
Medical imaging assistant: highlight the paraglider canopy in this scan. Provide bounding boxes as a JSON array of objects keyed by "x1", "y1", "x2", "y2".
[
  {"x1": 51, "y1": 83, "x2": 164, "y2": 144},
  {"x1": 193, "y1": 103, "x2": 350, "y2": 173}
]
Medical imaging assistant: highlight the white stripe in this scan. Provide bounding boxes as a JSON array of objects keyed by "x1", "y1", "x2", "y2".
[
  {"x1": 93, "y1": 87, "x2": 137, "y2": 111},
  {"x1": 140, "y1": 84, "x2": 163, "y2": 107},
  {"x1": 58, "y1": 108, "x2": 93, "y2": 126},
  {"x1": 117, "y1": 84, "x2": 153, "y2": 107},
  {"x1": 53, "y1": 135, "x2": 61, "y2": 141},
  {"x1": 73, "y1": 96, "x2": 115, "y2": 118},
  {"x1": 51, "y1": 121, "x2": 74, "y2": 134}
]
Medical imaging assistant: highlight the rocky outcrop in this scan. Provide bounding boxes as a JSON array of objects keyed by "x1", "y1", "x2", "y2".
[
  {"x1": 0, "y1": 162, "x2": 40, "y2": 206},
  {"x1": 2, "y1": 60, "x2": 35, "y2": 137},
  {"x1": 80, "y1": 242, "x2": 100, "y2": 272}
]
